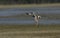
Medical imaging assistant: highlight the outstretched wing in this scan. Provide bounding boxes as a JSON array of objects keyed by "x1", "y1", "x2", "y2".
[
  {"x1": 26, "y1": 13, "x2": 31, "y2": 15},
  {"x1": 26, "y1": 12, "x2": 35, "y2": 16},
  {"x1": 25, "y1": 12, "x2": 41, "y2": 18}
]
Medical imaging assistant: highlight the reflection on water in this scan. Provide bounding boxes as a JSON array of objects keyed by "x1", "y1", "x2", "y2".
[{"x1": 0, "y1": 18, "x2": 60, "y2": 25}]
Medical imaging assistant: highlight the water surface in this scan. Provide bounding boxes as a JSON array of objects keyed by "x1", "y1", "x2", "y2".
[{"x1": 0, "y1": 7, "x2": 60, "y2": 25}]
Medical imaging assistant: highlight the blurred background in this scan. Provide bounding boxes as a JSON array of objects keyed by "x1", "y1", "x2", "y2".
[
  {"x1": 0, "y1": 0, "x2": 60, "y2": 4},
  {"x1": 0, "y1": 0, "x2": 60, "y2": 38},
  {"x1": 0, "y1": 0, "x2": 60, "y2": 25}
]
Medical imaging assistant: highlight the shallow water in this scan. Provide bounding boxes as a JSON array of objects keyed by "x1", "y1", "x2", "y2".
[
  {"x1": 0, "y1": 17, "x2": 60, "y2": 25},
  {"x1": 0, "y1": 7, "x2": 60, "y2": 25}
]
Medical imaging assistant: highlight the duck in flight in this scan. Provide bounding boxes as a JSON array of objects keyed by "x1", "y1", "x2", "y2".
[{"x1": 26, "y1": 12, "x2": 41, "y2": 26}]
